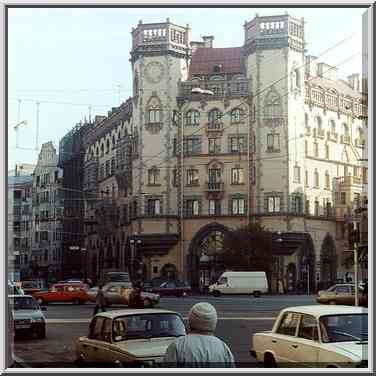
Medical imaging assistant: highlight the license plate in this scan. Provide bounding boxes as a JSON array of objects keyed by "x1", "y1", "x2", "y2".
[{"x1": 16, "y1": 324, "x2": 31, "y2": 329}]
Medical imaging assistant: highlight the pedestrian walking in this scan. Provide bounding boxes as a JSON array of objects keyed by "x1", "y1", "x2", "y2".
[
  {"x1": 129, "y1": 282, "x2": 143, "y2": 308},
  {"x1": 93, "y1": 285, "x2": 106, "y2": 315},
  {"x1": 163, "y1": 302, "x2": 235, "y2": 367}
]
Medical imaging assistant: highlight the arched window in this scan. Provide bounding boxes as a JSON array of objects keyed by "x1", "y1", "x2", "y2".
[
  {"x1": 316, "y1": 116, "x2": 323, "y2": 129},
  {"x1": 314, "y1": 169, "x2": 319, "y2": 188},
  {"x1": 325, "y1": 171, "x2": 330, "y2": 189},
  {"x1": 112, "y1": 135, "x2": 116, "y2": 148},
  {"x1": 343, "y1": 123, "x2": 349, "y2": 136},
  {"x1": 95, "y1": 147, "x2": 99, "y2": 157},
  {"x1": 208, "y1": 109, "x2": 222, "y2": 129},
  {"x1": 100, "y1": 144, "x2": 104, "y2": 156},
  {"x1": 148, "y1": 108, "x2": 161, "y2": 123},
  {"x1": 185, "y1": 110, "x2": 200, "y2": 126},
  {"x1": 146, "y1": 96, "x2": 162, "y2": 124},
  {"x1": 231, "y1": 108, "x2": 242, "y2": 124},
  {"x1": 106, "y1": 139, "x2": 110, "y2": 154},
  {"x1": 264, "y1": 90, "x2": 282, "y2": 118}
]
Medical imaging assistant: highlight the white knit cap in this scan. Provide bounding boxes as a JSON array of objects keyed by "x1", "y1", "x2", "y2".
[{"x1": 188, "y1": 302, "x2": 218, "y2": 333}]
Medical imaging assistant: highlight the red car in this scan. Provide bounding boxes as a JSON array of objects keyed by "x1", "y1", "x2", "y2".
[{"x1": 33, "y1": 283, "x2": 89, "y2": 305}]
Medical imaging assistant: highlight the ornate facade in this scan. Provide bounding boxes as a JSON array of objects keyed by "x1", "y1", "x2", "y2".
[{"x1": 82, "y1": 14, "x2": 368, "y2": 291}]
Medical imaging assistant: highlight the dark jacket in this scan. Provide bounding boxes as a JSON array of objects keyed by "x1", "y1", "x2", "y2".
[{"x1": 96, "y1": 289, "x2": 106, "y2": 305}]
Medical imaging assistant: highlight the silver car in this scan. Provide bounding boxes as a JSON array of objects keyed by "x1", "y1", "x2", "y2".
[{"x1": 87, "y1": 282, "x2": 159, "y2": 307}]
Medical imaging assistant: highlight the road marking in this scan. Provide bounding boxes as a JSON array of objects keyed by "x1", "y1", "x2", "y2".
[{"x1": 46, "y1": 317, "x2": 276, "y2": 324}]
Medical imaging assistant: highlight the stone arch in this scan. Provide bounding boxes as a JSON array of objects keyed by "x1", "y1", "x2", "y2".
[
  {"x1": 187, "y1": 222, "x2": 231, "y2": 290},
  {"x1": 160, "y1": 263, "x2": 177, "y2": 280},
  {"x1": 320, "y1": 233, "x2": 337, "y2": 289}
]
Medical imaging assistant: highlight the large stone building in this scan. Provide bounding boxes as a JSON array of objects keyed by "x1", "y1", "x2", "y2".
[
  {"x1": 82, "y1": 14, "x2": 368, "y2": 291},
  {"x1": 58, "y1": 121, "x2": 92, "y2": 279},
  {"x1": 8, "y1": 164, "x2": 35, "y2": 281},
  {"x1": 31, "y1": 142, "x2": 64, "y2": 282}
]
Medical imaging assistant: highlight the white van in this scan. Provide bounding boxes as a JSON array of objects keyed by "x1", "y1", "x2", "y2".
[{"x1": 208, "y1": 271, "x2": 268, "y2": 297}]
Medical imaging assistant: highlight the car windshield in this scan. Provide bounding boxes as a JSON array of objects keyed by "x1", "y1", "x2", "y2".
[
  {"x1": 113, "y1": 313, "x2": 186, "y2": 342},
  {"x1": 319, "y1": 314, "x2": 368, "y2": 343},
  {"x1": 10, "y1": 297, "x2": 39, "y2": 310}
]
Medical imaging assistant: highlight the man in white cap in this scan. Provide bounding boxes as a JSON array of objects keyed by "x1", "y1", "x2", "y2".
[{"x1": 163, "y1": 302, "x2": 235, "y2": 367}]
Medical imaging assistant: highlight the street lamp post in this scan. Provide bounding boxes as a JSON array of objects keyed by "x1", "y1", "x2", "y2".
[
  {"x1": 130, "y1": 238, "x2": 141, "y2": 281},
  {"x1": 344, "y1": 245, "x2": 359, "y2": 306}
]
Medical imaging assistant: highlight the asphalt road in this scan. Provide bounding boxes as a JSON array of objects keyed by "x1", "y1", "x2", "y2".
[{"x1": 13, "y1": 294, "x2": 318, "y2": 368}]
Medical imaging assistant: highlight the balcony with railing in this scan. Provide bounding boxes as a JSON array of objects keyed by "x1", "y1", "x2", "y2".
[
  {"x1": 179, "y1": 79, "x2": 249, "y2": 100},
  {"x1": 336, "y1": 175, "x2": 363, "y2": 188},
  {"x1": 340, "y1": 134, "x2": 351, "y2": 144},
  {"x1": 313, "y1": 127, "x2": 325, "y2": 139}
]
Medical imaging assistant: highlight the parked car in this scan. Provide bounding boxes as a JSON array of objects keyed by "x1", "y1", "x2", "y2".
[
  {"x1": 145, "y1": 280, "x2": 191, "y2": 297},
  {"x1": 251, "y1": 305, "x2": 368, "y2": 368},
  {"x1": 20, "y1": 280, "x2": 47, "y2": 295},
  {"x1": 317, "y1": 284, "x2": 368, "y2": 307},
  {"x1": 9, "y1": 295, "x2": 47, "y2": 339},
  {"x1": 103, "y1": 271, "x2": 131, "y2": 284},
  {"x1": 209, "y1": 271, "x2": 268, "y2": 297},
  {"x1": 33, "y1": 283, "x2": 89, "y2": 305},
  {"x1": 87, "y1": 282, "x2": 159, "y2": 308},
  {"x1": 75, "y1": 309, "x2": 186, "y2": 366}
]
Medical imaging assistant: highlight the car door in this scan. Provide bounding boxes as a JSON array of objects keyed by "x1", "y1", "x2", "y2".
[
  {"x1": 80, "y1": 317, "x2": 105, "y2": 363},
  {"x1": 94, "y1": 318, "x2": 115, "y2": 363},
  {"x1": 270, "y1": 311, "x2": 301, "y2": 364},
  {"x1": 335, "y1": 285, "x2": 351, "y2": 305},
  {"x1": 50, "y1": 286, "x2": 64, "y2": 302},
  {"x1": 291, "y1": 314, "x2": 320, "y2": 366},
  {"x1": 106, "y1": 285, "x2": 121, "y2": 305}
]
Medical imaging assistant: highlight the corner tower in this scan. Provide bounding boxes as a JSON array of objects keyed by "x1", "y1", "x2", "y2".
[
  {"x1": 243, "y1": 14, "x2": 306, "y2": 226},
  {"x1": 128, "y1": 19, "x2": 191, "y2": 279}
]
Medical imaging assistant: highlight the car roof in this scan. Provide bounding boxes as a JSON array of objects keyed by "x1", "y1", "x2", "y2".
[
  {"x1": 94, "y1": 309, "x2": 180, "y2": 320},
  {"x1": 281, "y1": 305, "x2": 367, "y2": 317}
]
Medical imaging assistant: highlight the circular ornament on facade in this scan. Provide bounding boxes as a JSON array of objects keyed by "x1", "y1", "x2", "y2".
[{"x1": 144, "y1": 61, "x2": 165, "y2": 84}]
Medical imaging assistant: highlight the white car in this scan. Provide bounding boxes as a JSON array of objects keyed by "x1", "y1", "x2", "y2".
[
  {"x1": 75, "y1": 309, "x2": 186, "y2": 367},
  {"x1": 251, "y1": 305, "x2": 367, "y2": 368}
]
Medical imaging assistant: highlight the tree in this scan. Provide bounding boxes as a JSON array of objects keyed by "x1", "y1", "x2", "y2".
[{"x1": 222, "y1": 223, "x2": 274, "y2": 277}]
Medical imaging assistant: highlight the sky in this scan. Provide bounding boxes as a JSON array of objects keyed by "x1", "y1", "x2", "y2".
[{"x1": 7, "y1": 6, "x2": 367, "y2": 170}]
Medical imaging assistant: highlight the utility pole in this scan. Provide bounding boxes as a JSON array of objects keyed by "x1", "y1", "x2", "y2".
[{"x1": 35, "y1": 102, "x2": 40, "y2": 151}]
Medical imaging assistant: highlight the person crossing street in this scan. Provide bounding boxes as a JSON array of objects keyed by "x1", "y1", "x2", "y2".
[{"x1": 93, "y1": 285, "x2": 106, "y2": 315}]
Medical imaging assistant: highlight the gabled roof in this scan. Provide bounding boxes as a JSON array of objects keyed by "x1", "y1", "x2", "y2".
[{"x1": 189, "y1": 47, "x2": 244, "y2": 77}]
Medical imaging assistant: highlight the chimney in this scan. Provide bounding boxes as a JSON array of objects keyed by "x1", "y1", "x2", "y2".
[
  {"x1": 317, "y1": 62, "x2": 337, "y2": 81},
  {"x1": 94, "y1": 115, "x2": 106, "y2": 125},
  {"x1": 190, "y1": 41, "x2": 205, "y2": 54},
  {"x1": 202, "y1": 35, "x2": 214, "y2": 48},
  {"x1": 347, "y1": 73, "x2": 360, "y2": 92},
  {"x1": 305, "y1": 55, "x2": 318, "y2": 78}
]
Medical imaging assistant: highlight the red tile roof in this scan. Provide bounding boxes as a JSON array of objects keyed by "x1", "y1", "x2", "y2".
[{"x1": 189, "y1": 47, "x2": 244, "y2": 77}]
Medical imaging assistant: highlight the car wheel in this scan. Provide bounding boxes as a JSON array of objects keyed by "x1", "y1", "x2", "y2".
[
  {"x1": 212, "y1": 290, "x2": 221, "y2": 297},
  {"x1": 264, "y1": 353, "x2": 277, "y2": 368},
  {"x1": 253, "y1": 291, "x2": 261, "y2": 298},
  {"x1": 143, "y1": 298, "x2": 152, "y2": 308},
  {"x1": 37, "y1": 326, "x2": 46, "y2": 339},
  {"x1": 36, "y1": 298, "x2": 45, "y2": 306}
]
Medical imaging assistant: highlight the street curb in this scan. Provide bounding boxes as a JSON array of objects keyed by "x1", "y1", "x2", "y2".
[{"x1": 46, "y1": 317, "x2": 277, "y2": 324}]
